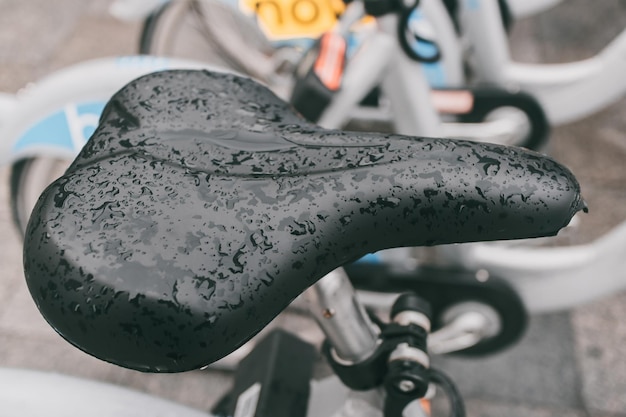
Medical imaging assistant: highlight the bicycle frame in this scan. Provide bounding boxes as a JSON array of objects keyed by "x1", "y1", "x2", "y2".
[
  {"x1": 439, "y1": 220, "x2": 626, "y2": 313},
  {"x1": 505, "y1": 0, "x2": 563, "y2": 19},
  {"x1": 314, "y1": 0, "x2": 626, "y2": 315},
  {"x1": 316, "y1": 2, "x2": 531, "y2": 144},
  {"x1": 130, "y1": 0, "x2": 624, "y2": 128},
  {"x1": 317, "y1": 8, "x2": 441, "y2": 136},
  {"x1": 0, "y1": 56, "x2": 212, "y2": 168},
  {"x1": 326, "y1": 0, "x2": 625, "y2": 126},
  {"x1": 359, "y1": 218, "x2": 626, "y2": 315},
  {"x1": 397, "y1": 0, "x2": 566, "y2": 87},
  {"x1": 109, "y1": 0, "x2": 170, "y2": 21},
  {"x1": 0, "y1": 93, "x2": 16, "y2": 123},
  {"x1": 456, "y1": 0, "x2": 626, "y2": 125}
]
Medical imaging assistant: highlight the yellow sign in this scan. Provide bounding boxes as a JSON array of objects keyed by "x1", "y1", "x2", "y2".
[{"x1": 240, "y1": 0, "x2": 346, "y2": 39}]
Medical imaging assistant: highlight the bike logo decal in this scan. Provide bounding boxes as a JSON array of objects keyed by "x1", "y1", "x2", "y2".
[
  {"x1": 240, "y1": 0, "x2": 344, "y2": 39},
  {"x1": 13, "y1": 101, "x2": 105, "y2": 153}
]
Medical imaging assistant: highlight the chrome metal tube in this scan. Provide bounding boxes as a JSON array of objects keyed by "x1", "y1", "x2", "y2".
[{"x1": 305, "y1": 268, "x2": 379, "y2": 363}]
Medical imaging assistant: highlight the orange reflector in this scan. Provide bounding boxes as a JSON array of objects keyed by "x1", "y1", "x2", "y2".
[
  {"x1": 431, "y1": 90, "x2": 475, "y2": 114},
  {"x1": 313, "y1": 32, "x2": 347, "y2": 91}
]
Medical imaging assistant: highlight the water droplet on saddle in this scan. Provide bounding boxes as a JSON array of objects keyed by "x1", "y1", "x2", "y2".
[
  {"x1": 250, "y1": 231, "x2": 273, "y2": 252},
  {"x1": 288, "y1": 219, "x2": 316, "y2": 236},
  {"x1": 377, "y1": 197, "x2": 401, "y2": 208},
  {"x1": 173, "y1": 276, "x2": 216, "y2": 306}
]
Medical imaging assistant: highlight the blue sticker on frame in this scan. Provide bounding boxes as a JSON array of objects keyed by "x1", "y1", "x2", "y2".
[{"x1": 13, "y1": 101, "x2": 106, "y2": 153}]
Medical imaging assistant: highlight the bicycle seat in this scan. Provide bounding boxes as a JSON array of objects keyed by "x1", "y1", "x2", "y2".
[{"x1": 24, "y1": 70, "x2": 584, "y2": 372}]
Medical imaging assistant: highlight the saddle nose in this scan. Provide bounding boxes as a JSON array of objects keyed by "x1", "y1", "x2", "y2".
[{"x1": 23, "y1": 70, "x2": 584, "y2": 372}]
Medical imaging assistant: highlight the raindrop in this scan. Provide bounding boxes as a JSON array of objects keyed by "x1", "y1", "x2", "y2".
[
  {"x1": 250, "y1": 231, "x2": 273, "y2": 253},
  {"x1": 377, "y1": 197, "x2": 401, "y2": 208}
]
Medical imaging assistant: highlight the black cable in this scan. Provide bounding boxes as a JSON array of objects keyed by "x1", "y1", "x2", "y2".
[
  {"x1": 397, "y1": 6, "x2": 442, "y2": 63},
  {"x1": 429, "y1": 367, "x2": 466, "y2": 417}
]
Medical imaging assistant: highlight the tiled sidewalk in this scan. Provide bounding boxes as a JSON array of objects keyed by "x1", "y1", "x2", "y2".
[{"x1": 0, "y1": 0, "x2": 625, "y2": 415}]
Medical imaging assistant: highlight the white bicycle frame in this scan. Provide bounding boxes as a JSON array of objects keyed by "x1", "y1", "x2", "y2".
[
  {"x1": 505, "y1": 0, "x2": 563, "y2": 19},
  {"x1": 446, "y1": 220, "x2": 626, "y2": 313},
  {"x1": 117, "y1": 0, "x2": 626, "y2": 128},
  {"x1": 456, "y1": 0, "x2": 626, "y2": 125},
  {"x1": 317, "y1": 1, "x2": 533, "y2": 143},
  {"x1": 315, "y1": 0, "x2": 626, "y2": 316},
  {"x1": 317, "y1": 5, "x2": 441, "y2": 136},
  {"x1": 0, "y1": 56, "x2": 218, "y2": 168},
  {"x1": 107, "y1": 0, "x2": 566, "y2": 28},
  {"x1": 109, "y1": 0, "x2": 170, "y2": 21},
  {"x1": 406, "y1": 0, "x2": 565, "y2": 87},
  {"x1": 374, "y1": 0, "x2": 626, "y2": 125},
  {"x1": 309, "y1": 0, "x2": 626, "y2": 127}
]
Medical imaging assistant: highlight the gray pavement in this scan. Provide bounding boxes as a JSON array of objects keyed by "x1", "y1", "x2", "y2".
[{"x1": 0, "y1": 0, "x2": 625, "y2": 416}]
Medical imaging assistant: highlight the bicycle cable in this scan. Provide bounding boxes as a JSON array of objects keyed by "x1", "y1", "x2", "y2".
[
  {"x1": 397, "y1": 5, "x2": 442, "y2": 63},
  {"x1": 429, "y1": 367, "x2": 466, "y2": 417}
]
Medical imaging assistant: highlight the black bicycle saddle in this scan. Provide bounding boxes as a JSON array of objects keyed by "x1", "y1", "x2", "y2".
[{"x1": 24, "y1": 70, "x2": 584, "y2": 373}]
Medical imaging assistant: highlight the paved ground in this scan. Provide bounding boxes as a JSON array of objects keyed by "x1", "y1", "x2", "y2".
[{"x1": 0, "y1": 0, "x2": 625, "y2": 416}]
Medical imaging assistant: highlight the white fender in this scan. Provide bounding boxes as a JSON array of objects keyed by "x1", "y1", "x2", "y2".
[{"x1": 0, "y1": 56, "x2": 222, "y2": 167}]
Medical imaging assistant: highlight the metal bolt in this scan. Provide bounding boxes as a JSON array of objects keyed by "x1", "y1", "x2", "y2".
[
  {"x1": 322, "y1": 308, "x2": 335, "y2": 319},
  {"x1": 475, "y1": 269, "x2": 490, "y2": 282},
  {"x1": 397, "y1": 379, "x2": 416, "y2": 393}
]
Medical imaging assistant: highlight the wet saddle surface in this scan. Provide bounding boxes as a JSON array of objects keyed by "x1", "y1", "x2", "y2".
[{"x1": 24, "y1": 70, "x2": 584, "y2": 372}]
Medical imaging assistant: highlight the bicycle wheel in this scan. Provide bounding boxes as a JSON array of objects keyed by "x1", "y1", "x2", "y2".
[
  {"x1": 140, "y1": 0, "x2": 278, "y2": 83},
  {"x1": 10, "y1": 157, "x2": 71, "y2": 235}
]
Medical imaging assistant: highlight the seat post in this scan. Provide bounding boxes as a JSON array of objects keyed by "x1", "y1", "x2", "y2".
[{"x1": 305, "y1": 268, "x2": 379, "y2": 363}]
